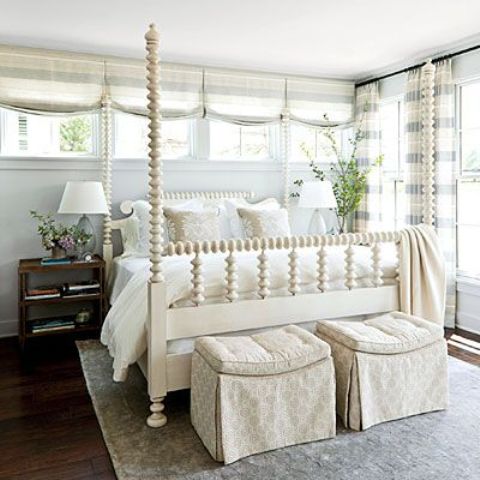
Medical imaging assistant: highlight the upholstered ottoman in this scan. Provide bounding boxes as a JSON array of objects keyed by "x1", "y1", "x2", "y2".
[
  {"x1": 190, "y1": 325, "x2": 336, "y2": 464},
  {"x1": 316, "y1": 311, "x2": 448, "y2": 432}
]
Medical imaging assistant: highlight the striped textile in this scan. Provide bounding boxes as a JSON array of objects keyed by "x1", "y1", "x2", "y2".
[
  {"x1": 0, "y1": 44, "x2": 355, "y2": 125},
  {"x1": 404, "y1": 60, "x2": 456, "y2": 326},
  {"x1": 354, "y1": 82, "x2": 382, "y2": 233}
]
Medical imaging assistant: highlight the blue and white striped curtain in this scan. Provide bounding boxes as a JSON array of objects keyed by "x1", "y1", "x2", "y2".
[
  {"x1": 404, "y1": 60, "x2": 456, "y2": 326},
  {"x1": 354, "y1": 82, "x2": 382, "y2": 232}
]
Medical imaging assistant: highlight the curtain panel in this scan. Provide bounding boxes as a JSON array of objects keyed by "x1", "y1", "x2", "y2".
[
  {"x1": 404, "y1": 60, "x2": 456, "y2": 326},
  {"x1": 0, "y1": 44, "x2": 355, "y2": 125},
  {"x1": 354, "y1": 82, "x2": 382, "y2": 232}
]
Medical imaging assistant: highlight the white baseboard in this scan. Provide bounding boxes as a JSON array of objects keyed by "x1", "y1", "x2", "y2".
[
  {"x1": 456, "y1": 311, "x2": 480, "y2": 336},
  {"x1": 0, "y1": 319, "x2": 18, "y2": 338}
]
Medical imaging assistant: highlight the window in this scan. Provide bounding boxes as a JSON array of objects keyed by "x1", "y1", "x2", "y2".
[
  {"x1": 0, "y1": 107, "x2": 95, "y2": 156},
  {"x1": 290, "y1": 123, "x2": 345, "y2": 163},
  {"x1": 379, "y1": 98, "x2": 405, "y2": 230},
  {"x1": 209, "y1": 121, "x2": 274, "y2": 160},
  {"x1": 114, "y1": 112, "x2": 192, "y2": 159},
  {"x1": 457, "y1": 81, "x2": 480, "y2": 276}
]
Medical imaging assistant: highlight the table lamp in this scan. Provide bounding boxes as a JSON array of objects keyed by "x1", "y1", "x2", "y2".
[
  {"x1": 58, "y1": 181, "x2": 109, "y2": 253},
  {"x1": 298, "y1": 181, "x2": 338, "y2": 234}
]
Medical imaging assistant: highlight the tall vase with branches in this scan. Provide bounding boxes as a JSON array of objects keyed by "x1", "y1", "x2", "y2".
[{"x1": 291, "y1": 114, "x2": 382, "y2": 233}]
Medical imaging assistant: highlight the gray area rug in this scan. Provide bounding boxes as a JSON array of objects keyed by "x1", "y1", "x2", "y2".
[{"x1": 77, "y1": 340, "x2": 480, "y2": 480}]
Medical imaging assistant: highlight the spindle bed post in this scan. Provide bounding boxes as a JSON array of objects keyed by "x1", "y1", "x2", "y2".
[
  {"x1": 145, "y1": 24, "x2": 168, "y2": 428},
  {"x1": 421, "y1": 59, "x2": 436, "y2": 227},
  {"x1": 101, "y1": 93, "x2": 113, "y2": 278}
]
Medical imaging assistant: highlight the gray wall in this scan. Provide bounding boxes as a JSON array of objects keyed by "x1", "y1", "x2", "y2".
[{"x1": 0, "y1": 157, "x2": 328, "y2": 337}]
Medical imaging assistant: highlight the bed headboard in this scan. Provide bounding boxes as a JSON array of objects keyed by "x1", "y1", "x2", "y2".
[{"x1": 118, "y1": 191, "x2": 255, "y2": 216}]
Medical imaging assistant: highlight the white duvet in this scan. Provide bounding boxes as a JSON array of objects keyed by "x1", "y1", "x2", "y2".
[{"x1": 101, "y1": 245, "x2": 397, "y2": 381}]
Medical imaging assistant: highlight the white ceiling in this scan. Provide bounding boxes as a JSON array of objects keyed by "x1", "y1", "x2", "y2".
[{"x1": 1, "y1": 0, "x2": 480, "y2": 80}]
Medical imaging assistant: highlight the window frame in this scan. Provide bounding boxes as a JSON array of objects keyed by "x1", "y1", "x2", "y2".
[
  {"x1": 112, "y1": 112, "x2": 195, "y2": 161},
  {"x1": 0, "y1": 108, "x2": 100, "y2": 158},
  {"x1": 206, "y1": 120, "x2": 279, "y2": 162},
  {"x1": 379, "y1": 95, "x2": 405, "y2": 230},
  {"x1": 456, "y1": 78, "x2": 480, "y2": 278}
]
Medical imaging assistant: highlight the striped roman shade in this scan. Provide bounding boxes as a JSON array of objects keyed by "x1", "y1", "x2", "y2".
[
  {"x1": 0, "y1": 44, "x2": 355, "y2": 125},
  {"x1": 287, "y1": 78, "x2": 355, "y2": 126},
  {"x1": 204, "y1": 70, "x2": 285, "y2": 125},
  {"x1": 0, "y1": 46, "x2": 104, "y2": 113},
  {"x1": 106, "y1": 60, "x2": 204, "y2": 118}
]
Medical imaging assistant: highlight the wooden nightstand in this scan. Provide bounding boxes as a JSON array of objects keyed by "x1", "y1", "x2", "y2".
[{"x1": 18, "y1": 255, "x2": 107, "y2": 352}]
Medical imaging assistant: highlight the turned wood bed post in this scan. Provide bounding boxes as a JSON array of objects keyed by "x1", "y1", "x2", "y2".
[
  {"x1": 145, "y1": 23, "x2": 168, "y2": 428},
  {"x1": 421, "y1": 59, "x2": 436, "y2": 227},
  {"x1": 101, "y1": 92, "x2": 113, "y2": 277}
]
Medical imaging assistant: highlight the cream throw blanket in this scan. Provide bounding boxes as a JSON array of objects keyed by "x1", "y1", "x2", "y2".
[{"x1": 399, "y1": 224, "x2": 446, "y2": 325}]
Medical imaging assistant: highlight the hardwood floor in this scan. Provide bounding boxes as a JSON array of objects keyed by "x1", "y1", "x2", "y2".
[
  {"x1": 0, "y1": 328, "x2": 478, "y2": 479},
  {"x1": 0, "y1": 337, "x2": 115, "y2": 480}
]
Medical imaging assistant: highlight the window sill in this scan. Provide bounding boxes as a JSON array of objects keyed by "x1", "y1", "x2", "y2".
[{"x1": 0, "y1": 156, "x2": 320, "y2": 172}]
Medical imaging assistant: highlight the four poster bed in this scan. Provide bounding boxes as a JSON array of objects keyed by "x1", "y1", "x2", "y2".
[{"x1": 100, "y1": 25, "x2": 439, "y2": 428}]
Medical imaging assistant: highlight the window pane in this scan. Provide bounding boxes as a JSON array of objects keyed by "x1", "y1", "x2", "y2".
[
  {"x1": 1, "y1": 107, "x2": 93, "y2": 156},
  {"x1": 209, "y1": 122, "x2": 240, "y2": 159},
  {"x1": 114, "y1": 113, "x2": 190, "y2": 159},
  {"x1": 209, "y1": 121, "x2": 271, "y2": 160},
  {"x1": 461, "y1": 128, "x2": 480, "y2": 173},
  {"x1": 241, "y1": 126, "x2": 269, "y2": 158},
  {"x1": 457, "y1": 180, "x2": 480, "y2": 226},
  {"x1": 316, "y1": 129, "x2": 339, "y2": 163},
  {"x1": 291, "y1": 124, "x2": 315, "y2": 162},
  {"x1": 458, "y1": 225, "x2": 480, "y2": 274},
  {"x1": 380, "y1": 101, "x2": 399, "y2": 173},
  {"x1": 381, "y1": 179, "x2": 396, "y2": 230},
  {"x1": 461, "y1": 83, "x2": 480, "y2": 129}
]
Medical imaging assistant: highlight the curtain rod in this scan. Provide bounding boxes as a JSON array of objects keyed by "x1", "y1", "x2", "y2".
[{"x1": 356, "y1": 44, "x2": 480, "y2": 88}]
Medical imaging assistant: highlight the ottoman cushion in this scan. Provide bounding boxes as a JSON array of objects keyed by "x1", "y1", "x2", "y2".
[
  {"x1": 316, "y1": 311, "x2": 448, "y2": 431},
  {"x1": 191, "y1": 325, "x2": 336, "y2": 464},
  {"x1": 316, "y1": 311, "x2": 444, "y2": 355},
  {"x1": 195, "y1": 324, "x2": 331, "y2": 375}
]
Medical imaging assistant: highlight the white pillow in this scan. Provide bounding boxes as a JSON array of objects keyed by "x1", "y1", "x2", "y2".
[
  {"x1": 224, "y1": 198, "x2": 280, "y2": 238},
  {"x1": 237, "y1": 208, "x2": 291, "y2": 238},
  {"x1": 120, "y1": 199, "x2": 202, "y2": 257}
]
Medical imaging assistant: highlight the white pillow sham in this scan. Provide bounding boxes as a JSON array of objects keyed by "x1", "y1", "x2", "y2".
[
  {"x1": 224, "y1": 198, "x2": 280, "y2": 238},
  {"x1": 237, "y1": 208, "x2": 291, "y2": 238}
]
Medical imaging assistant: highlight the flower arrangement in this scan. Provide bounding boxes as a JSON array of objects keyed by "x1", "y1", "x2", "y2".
[
  {"x1": 291, "y1": 113, "x2": 382, "y2": 233},
  {"x1": 30, "y1": 211, "x2": 92, "y2": 256}
]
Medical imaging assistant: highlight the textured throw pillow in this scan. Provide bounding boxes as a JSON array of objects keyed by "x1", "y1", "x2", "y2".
[
  {"x1": 237, "y1": 208, "x2": 291, "y2": 238},
  {"x1": 224, "y1": 198, "x2": 280, "y2": 238},
  {"x1": 163, "y1": 208, "x2": 221, "y2": 243},
  {"x1": 119, "y1": 199, "x2": 202, "y2": 257}
]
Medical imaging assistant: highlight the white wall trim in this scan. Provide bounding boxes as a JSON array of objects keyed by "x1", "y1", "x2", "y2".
[
  {"x1": 0, "y1": 319, "x2": 17, "y2": 338},
  {"x1": 457, "y1": 275, "x2": 480, "y2": 296},
  {"x1": 456, "y1": 312, "x2": 480, "y2": 335},
  {"x1": 0, "y1": 156, "x2": 317, "y2": 173}
]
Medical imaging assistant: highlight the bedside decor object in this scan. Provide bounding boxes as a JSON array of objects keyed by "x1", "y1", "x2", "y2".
[
  {"x1": 30, "y1": 211, "x2": 92, "y2": 259},
  {"x1": 298, "y1": 181, "x2": 337, "y2": 235},
  {"x1": 75, "y1": 308, "x2": 93, "y2": 325},
  {"x1": 291, "y1": 113, "x2": 382, "y2": 233},
  {"x1": 58, "y1": 181, "x2": 109, "y2": 253}
]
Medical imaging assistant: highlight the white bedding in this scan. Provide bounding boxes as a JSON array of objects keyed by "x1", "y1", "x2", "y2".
[{"x1": 101, "y1": 245, "x2": 397, "y2": 381}]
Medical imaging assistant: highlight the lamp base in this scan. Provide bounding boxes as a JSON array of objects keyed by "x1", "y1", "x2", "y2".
[
  {"x1": 77, "y1": 214, "x2": 96, "y2": 253},
  {"x1": 308, "y1": 209, "x2": 328, "y2": 235}
]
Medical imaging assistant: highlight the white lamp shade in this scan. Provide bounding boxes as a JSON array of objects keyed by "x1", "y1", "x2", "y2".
[
  {"x1": 298, "y1": 181, "x2": 337, "y2": 209},
  {"x1": 58, "y1": 181, "x2": 109, "y2": 215}
]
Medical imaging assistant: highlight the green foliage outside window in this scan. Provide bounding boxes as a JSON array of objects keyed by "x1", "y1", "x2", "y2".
[{"x1": 60, "y1": 117, "x2": 92, "y2": 153}]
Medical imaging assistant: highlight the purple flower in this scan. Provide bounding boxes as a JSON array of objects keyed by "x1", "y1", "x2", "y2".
[{"x1": 58, "y1": 235, "x2": 75, "y2": 250}]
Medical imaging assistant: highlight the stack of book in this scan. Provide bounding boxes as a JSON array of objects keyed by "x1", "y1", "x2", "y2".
[
  {"x1": 63, "y1": 281, "x2": 100, "y2": 296},
  {"x1": 40, "y1": 257, "x2": 72, "y2": 266},
  {"x1": 24, "y1": 286, "x2": 61, "y2": 301},
  {"x1": 31, "y1": 318, "x2": 76, "y2": 334}
]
